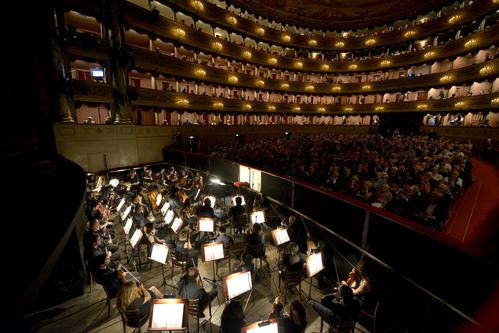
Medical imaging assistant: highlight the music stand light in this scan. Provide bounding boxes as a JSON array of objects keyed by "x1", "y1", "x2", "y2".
[
  {"x1": 271, "y1": 227, "x2": 290, "y2": 246},
  {"x1": 150, "y1": 244, "x2": 171, "y2": 288},
  {"x1": 232, "y1": 195, "x2": 246, "y2": 206},
  {"x1": 171, "y1": 217, "x2": 183, "y2": 233},
  {"x1": 149, "y1": 298, "x2": 186, "y2": 331},
  {"x1": 304, "y1": 252, "x2": 324, "y2": 306},
  {"x1": 242, "y1": 319, "x2": 279, "y2": 333},
  {"x1": 251, "y1": 211, "x2": 266, "y2": 224},
  {"x1": 197, "y1": 217, "x2": 214, "y2": 232}
]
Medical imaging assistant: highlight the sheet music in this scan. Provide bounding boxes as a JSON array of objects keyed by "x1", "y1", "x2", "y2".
[
  {"x1": 150, "y1": 244, "x2": 169, "y2": 264},
  {"x1": 130, "y1": 229, "x2": 143, "y2": 248},
  {"x1": 156, "y1": 193, "x2": 162, "y2": 206},
  {"x1": 116, "y1": 198, "x2": 125, "y2": 212},
  {"x1": 171, "y1": 217, "x2": 183, "y2": 233},
  {"x1": 204, "y1": 243, "x2": 224, "y2": 261},
  {"x1": 206, "y1": 196, "x2": 216, "y2": 208},
  {"x1": 251, "y1": 211, "x2": 265, "y2": 224},
  {"x1": 151, "y1": 303, "x2": 184, "y2": 329},
  {"x1": 198, "y1": 218, "x2": 214, "y2": 232},
  {"x1": 273, "y1": 228, "x2": 290, "y2": 245},
  {"x1": 161, "y1": 202, "x2": 170, "y2": 215},
  {"x1": 232, "y1": 196, "x2": 246, "y2": 205},
  {"x1": 247, "y1": 322, "x2": 279, "y2": 333},
  {"x1": 123, "y1": 217, "x2": 133, "y2": 235},
  {"x1": 307, "y1": 252, "x2": 324, "y2": 277},
  {"x1": 121, "y1": 205, "x2": 131, "y2": 220},
  {"x1": 164, "y1": 210, "x2": 175, "y2": 224},
  {"x1": 226, "y1": 271, "x2": 252, "y2": 299}
]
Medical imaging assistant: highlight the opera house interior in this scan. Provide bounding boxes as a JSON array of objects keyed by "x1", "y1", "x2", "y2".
[{"x1": 2, "y1": 0, "x2": 499, "y2": 332}]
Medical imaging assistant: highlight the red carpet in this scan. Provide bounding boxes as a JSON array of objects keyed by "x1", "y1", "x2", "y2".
[{"x1": 444, "y1": 158, "x2": 499, "y2": 252}]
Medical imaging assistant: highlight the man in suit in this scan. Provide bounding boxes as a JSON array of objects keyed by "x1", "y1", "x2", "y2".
[{"x1": 178, "y1": 267, "x2": 218, "y2": 311}]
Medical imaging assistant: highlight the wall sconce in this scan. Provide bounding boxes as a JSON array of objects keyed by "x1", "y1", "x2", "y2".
[
  {"x1": 282, "y1": 35, "x2": 291, "y2": 42},
  {"x1": 362, "y1": 85, "x2": 372, "y2": 90},
  {"x1": 308, "y1": 39, "x2": 317, "y2": 47},
  {"x1": 365, "y1": 38, "x2": 376, "y2": 46},
  {"x1": 255, "y1": 27, "x2": 265, "y2": 36},
  {"x1": 267, "y1": 105, "x2": 276, "y2": 111},
  {"x1": 194, "y1": 68, "x2": 206, "y2": 77},
  {"x1": 213, "y1": 102, "x2": 224, "y2": 109},
  {"x1": 417, "y1": 104, "x2": 428, "y2": 110},
  {"x1": 332, "y1": 86, "x2": 342, "y2": 92},
  {"x1": 404, "y1": 30, "x2": 416, "y2": 38},
  {"x1": 334, "y1": 41, "x2": 345, "y2": 48},
  {"x1": 305, "y1": 85, "x2": 314, "y2": 91},
  {"x1": 281, "y1": 83, "x2": 290, "y2": 89},
  {"x1": 242, "y1": 50, "x2": 252, "y2": 59},
  {"x1": 228, "y1": 75, "x2": 238, "y2": 84},
  {"x1": 440, "y1": 75, "x2": 453, "y2": 83},
  {"x1": 268, "y1": 57, "x2": 278, "y2": 65},
  {"x1": 479, "y1": 65, "x2": 494, "y2": 75},
  {"x1": 344, "y1": 107, "x2": 353, "y2": 112},
  {"x1": 243, "y1": 104, "x2": 252, "y2": 110},
  {"x1": 226, "y1": 16, "x2": 237, "y2": 25},
  {"x1": 294, "y1": 62, "x2": 303, "y2": 69},
  {"x1": 375, "y1": 106, "x2": 384, "y2": 111},
  {"x1": 318, "y1": 107, "x2": 326, "y2": 112},
  {"x1": 256, "y1": 80, "x2": 265, "y2": 87},
  {"x1": 491, "y1": 97, "x2": 499, "y2": 105},
  {"x1": 348, "y1": 64, "x2": 358, "y2": 70},
  {"x1": 424, "y1": 51, "x2": 436, "y2": 59},
  {"x1": 191, "y1": 0, "x2": 204, "y2": 11},
  {"x1": 321, "y1": 64, "x2": 330, "y2": 71},
  {"x1": 176, "y1": 98, "x2": 189, "y2": 106},
  {"x1": 292, "y1": 106, "x2": 301, "y2": 112},
  {"x1": 455, "y1": 101, "x2": 466, "y2": 108},
  {"x1": 380, "y1": 60, "x2": 392, "y2": 66},
  {"x1": 448, "y1": 14, "x2": 461, "y2": 24},
  {"x1": 212, "y1": 41, "x2": 223, "y2": 51},
  {"x1": 464, "y1": 39, "x2": 478, "y2": 49},
  {"x1": 172, "y1": 27, "x2": 186, "y2": 39}
]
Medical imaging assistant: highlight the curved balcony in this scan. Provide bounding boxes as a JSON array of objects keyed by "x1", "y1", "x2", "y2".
[{"x1": 156, "y1": 0, "x2": 498, "y2": 51}]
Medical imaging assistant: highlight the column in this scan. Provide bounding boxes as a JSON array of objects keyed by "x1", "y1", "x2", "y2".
[{"x1": 103, "y1": 0, "x2": 132, "y2": 124}]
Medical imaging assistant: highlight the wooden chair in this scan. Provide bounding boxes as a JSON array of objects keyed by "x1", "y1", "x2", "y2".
[
  {"x1": 320, "y1": 318, "x2": 356, "y2": 333},
  {"x1": 171, "y1": 250, "x2": 188, "y2": 279},
  {"x1": 278, "y1": 269, "x2": 304, "y2": 304},
  {"x1": 359, "y1": 301, "x2": 380, "y2": 333},
  {"x1": 119, "y1": 308, "x2": 148, "y2": 333},
  {"x1": 186, "y1": 298, "x2": 212, "y2": 333},
  {"x1": 245, "y1": 243, "x2": 266, "y2": 271},
  {"x1": 215, "y1": 244, "x2": 232, "y2": 275},
  {"x1": 84, "y1": 259, "x2": 96, "y2": 294},
  {"x1": 102, "y1": 284, "x2": 114, "y2": 317}
]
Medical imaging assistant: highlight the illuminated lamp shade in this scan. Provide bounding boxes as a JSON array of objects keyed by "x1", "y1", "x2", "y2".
[
  {"x1": 194, "y1": 68, "x2": 206, "y2": 77},
  {"x1": 292, "y1": 106, "x2": 301, "y2": 112},
  {"x1": 334, "y1": 41, "x2": 345, "y2": 48},
  {"x1": 256, "y1": 80, "x2": 265, "y2": 87},
  {"x1": 448, "y1": 14, "x2": 461, "y2": 24},
  {"x1": 294, "y1": 62, "x2": 303, "y2": 69},
  {"x1": 424, "y1": 51, "x2": 436, "y2": 59},
  {"x1": 417, "y1": 104, "x2": 428, "y2": 110},
  {"x1": 479, "y1": 65, "x2": 494, "y2": 75},
  {"x1": 255, "y1": 27, "x2": 265, "y2": 36},
  {"x1": 491, "y1": 97, "x2": 499, "y2": 105},
  {"x1": 332, "y1": 86, "x2": 341, "y2": 92},
  {"x1": 365, "y1": 38, "x2": 376, "y2": 46},
  {"x1": 362, "y1": 85, "x2": 371, "y2": 90},
  {"x1": 268, "y1": 57, "x2": 278, "y2": 65},
  {"x1": 305, "y1": 85, "x2": 314, "y2": 91},
  {"x1": 212, "y1": 41, "x2": 223, "y2": 51},
  {"x1": 404, "y1": 30, "x2": 416, "y2": 38},
  {"x1": 280, "y1": 83, "x2": 290, "y2": 89},
  {"x1": 464, "y1": 39, "x2": 478, "y2": 49},
  {"x1": 213, "y1": 102, "x2": 224, "y2": 109},
  {"x1": 375, "y1": 106, "x2": 384, "y2": 111},
  {"x1": 455, "y1": 101, "x2": 466, "y2": 108},
  {"x1": 226, "y1": 16, "x2": 237, "y2": 25},
  {"x1": 380, "y1": 60, "x2": 392, "y2": 66},
  {"x1": 282, "y1": 35, "x2": 291, "y2": 42},
  {"x1": 267, "y1": 105, "x2": 276, "y2": 111},
  {"x1": 176, "y1": 98, "x2": 189, "y2": 106},
  {"x1": 321, "y1": 64, "x2": 330, "y2": 71},
  {"x1": 308, "y1": 39, "x2": 318, "y2": 47},
  {"x1": 344, "y1": 107, "x2": 353, "y2": 112},
  {"x1": 439, "y1": 75, "x2": 453, "y2": 83},
  {"x1": 348, "y1": 64, "x2": 358, "y2": 70},
  {"x1": 228, "y1": 75, "x2": 238, "y2": 84},
  {"x1": 191, "y1": 0, "x2": 204, "y2": 11},
  {"x1": 172, "y1": 27, "x2": 186, "y2": 39},
  {"x1": 243, "y1": 104, "x2": 252, "y2": 110},
  {"x1": 242, "y1": 50, "x2": 252, "y2": 59},
  {"x1": 318, "y1": 107, "x2": 326, "y2": 112}
]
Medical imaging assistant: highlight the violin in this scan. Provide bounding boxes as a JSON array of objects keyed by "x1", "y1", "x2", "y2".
[{"x1": 346, "y1": 269, "x2": 358, "y2": 287}]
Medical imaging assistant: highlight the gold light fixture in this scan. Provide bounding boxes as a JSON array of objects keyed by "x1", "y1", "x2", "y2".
[
  {"x1": 194, "y1": 68, "x2": 206, "y2": 77},
  {"x1": 176, "y1": 98, "x2": 189, "y2": 106},
  {"x1": 282, "y1": 35, "x2": 291, "y2": 42},
  {"x1": 213, "y1": 102, "x2": 224, "y2": 109},
  {"x1": 448, "y1": 14, "x2": 461, "y2": 24},
  {"x1": 268, "y1": 57, "x2": 278, "y2": 65},
  {"x1": 417, "y1": 104, "x2": 428, "y2": 110},
  {"x1": 348, "y1": 64, "x2": 358, "y2": 70},
  {"x1": 344, "y1": 107, "x2": 353, "y2": 112},
  {"x1": 404, "y1": 30, "x2": 416, "y2": 38},
  {"x1": 424, "y1": 51, "x2": 436, "y2": 59},
  {"x1": 256, "y1": 80, "x2": 265, "y2": 87},
  {"x1": 255, "y1": 27, "x2": 265, "y2": 36},
  {"x1": 305, "y1": 85, "x2": 315, "y2": 91},
  {"x1": 267, "y1": 105, "x2": 276, "y2": 111},
  {"x1": 480, "y1": 65, "x2": 494, "y2": 75},
  {"x1": 321, "y1": 64, "x2": 330, "y2": 71},
  {"x1": 212, "y1": 41, "x2": 223, "y2": 51},
  {"x1": 332, "y1": 86, "x2": 342, "y2": 92},
  {"x1": 281, "y1": 83, "x2": 290, "y2": 89},
  {"x1": 243, "y1": 104, "x2": 252, "y2": 110},
  {"x1": 375, "y1": 106, "x2": 384, "y2": 111},
  {"x1": 226, "y1": 16, "x2": 237, "y2": 26},
  {"x1": 172, "y1": 27, "x2": 186, "y2": 39},
  {"x1": 292, "y1": 106, "x2": 301, "y2": 112},
  {"x1": 294, "y1": 62, "x2": 303, "y2": 69},
  {"x1": 334, "y1": 41, "x2": 345, "y2": 48},
  {"x1": 318, "y1": 107, "x2": 326, "y2": 112},
  {"x1": 362, "y1": 85, "x2": 372, "y2": 90},
  {"x1": 440, "y1": 75, "x2": 453, "y2": 83},
  {"x1": 464, "y1": 39, "x2": 478, "y2": 49},
  {"x1": 455, "y1": 101, "x2": 466, "y2": 108},
  {"x1": 491, "y1": 97, "x2": 499, "y2": 105},
  {"x1": 308, "y1": 39, "x2": 318, "y2": 47},
  {"x1": 242, "y1": 50, "x2": 252, "y2": 59},
  {"x1": 365, "y1": 38, "x2": 376, "y2": 46},
  {"x1": 380, "y1": 60, "x2": 392, "y2": 66},
  {"x1": 191, "y1": 0, "x2": 204, "y2": 11},
  {"x1": 228, "y1": 75, "x2": 238, "y2": 84}
]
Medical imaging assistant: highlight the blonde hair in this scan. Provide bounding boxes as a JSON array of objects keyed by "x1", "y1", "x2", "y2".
[{"x1": 116, "y1": 282, "x2": 142, "y2": 312}]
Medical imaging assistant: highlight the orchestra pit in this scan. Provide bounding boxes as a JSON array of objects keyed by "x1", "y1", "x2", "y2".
[{"x1": 2, "y1": 0, "x2": 499, "y2": 332}]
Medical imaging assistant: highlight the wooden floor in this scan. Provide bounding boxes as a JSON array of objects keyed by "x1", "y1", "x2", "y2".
[{"x1": 26, "y1": 222, "x2": 369, "y2": 333}]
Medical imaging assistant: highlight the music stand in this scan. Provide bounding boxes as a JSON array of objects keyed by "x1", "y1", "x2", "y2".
[
  {"x1": 304, "y1": 252, "x2": 324, "y2": 306},
  {"x1": 116, "y1": 198, "x2": 125, "y2": 212},
  {"x1": 150, "y1": 244, "x2": 174, "y2": 288},
  {"x1": 156, "y1": 193, "x2": 163, "y2": 207},
  {"x1": 171, "y1": 217, "x2": 183, "y2": 234},
  {"x1": 197, "y1": 217, "x2": 214, "y2": 233},
  {"x1": 161, "y1": 202, "x2": 170, "y2": 216},
  {"x1": 250, "y1": 211, "x2": 266, "y2": 224},
  {"x1": 241, "y1": 319, "x2": 278, "y2": 333},
  {"x1": 121, "y1": 205, "x2": 131, "y2": 221},
  {"x1": 164, "y1": 209, "x2": 175, "y2": 225},
  {"x1": 232, "y1": 195, "x2": 246, "y2": 205},
  {"x1": 149, "y1": 298, "x2": 186, "y2": 331},
  {"x1": 201, "y1": 242, "x2": 224, "y2": 284},
  {"x1": 223, "y1": 270, "x2": 254, "y2": 311},
  {"x1": 271, "y1": 227, "x2": 290, "y2": 246}
]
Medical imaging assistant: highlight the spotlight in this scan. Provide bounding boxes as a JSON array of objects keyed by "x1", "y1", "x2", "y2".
[{"x1": 285, "y1": 132, "x2": 291, "y2": 140}]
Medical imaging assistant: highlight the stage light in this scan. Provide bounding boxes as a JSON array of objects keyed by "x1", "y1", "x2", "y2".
[
  {"x1": 109, "y1": 178, "x2": 119, "y2": 187},
  {"x1": 210, "y1": 178, "x2": 225, "y2": 186}
]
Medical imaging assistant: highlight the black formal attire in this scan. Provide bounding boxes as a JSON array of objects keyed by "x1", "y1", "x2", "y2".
[{"x1": 178, "y1": 277, "x2": 217, "y2": 310}]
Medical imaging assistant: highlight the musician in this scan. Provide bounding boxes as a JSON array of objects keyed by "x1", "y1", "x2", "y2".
[
  {"x1": 229, "y1": 196, "x2": 246, "y2": 234},
  {"x1": 142, "y1": 166, "x2": 153, "y2": 182},
  {"x1": 342, "y1": 261, "x2": 373, "y2": 305},
  {"x1": 278, "y1": 300, "x2": 307, "y2": 333},
  {"x1": 177, "y1": 267, "x2": 218, "y2": 311},
  {"x1": 268, "y1": 297, "x2": 284, "y2": 319},
  {"x1": 144, "y1": 222, "x2": 166, "y2": 245},
  {"x1": 84, "y1": 234, "x2": 120, "y2": 271},
  {"x1": 245, "y1": 223, "x2": 271, "y2": 271},
  {"x1": 220, "y1": 299, "x2": 246, "y2": 333},
  {"x1": 116, "y1": 281, "x2": 163, "y2": 323},
  {"x1": 312, "y1": 284, "x2": 360, "y2": 326},
  {"x1": 286, "y1": 215, "x2": 308, "y2": 255},
  {"x1": 215, "y1": 226, "x2": 234, "y2": 247},
  {"x1": 126, "y1": 169, "x2": 140, "y2": 186},
  {"x1": 279, "y1": 242, "x2": 305, "y2": 277},
  {"x1": 175, "y1": 227, "x2": 199, "y2": 268},
  {"x1": 85, "y1": 219, "x2": 118, "y2": 253},
  {"x1": 94, "y1": 254, "x2": 122, "y2": 298},
  {"x1": 196, "y1": 198, "x2": 216, "y2": 218},
  {"x1": 132, "y1": 205, "x2": 147, "y2": 228},
  {"x1": 234, "y1": 252, "x2": 255, "y2": 274}
]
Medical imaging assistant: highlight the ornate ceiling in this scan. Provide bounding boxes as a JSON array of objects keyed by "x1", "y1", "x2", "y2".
[{"x1": 228, "y1": 0, "x2": 456, "y2": 30}]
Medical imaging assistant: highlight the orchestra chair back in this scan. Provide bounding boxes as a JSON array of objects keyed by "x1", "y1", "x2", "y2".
[
  {"x1": 171, "y1": 250, "x2": 188, "y2": 279},
  {"x1": 186, "y1": 298, "x2": 212, "y2": 333},
  {"x1": 119, "y1": 308, "x2": 148, "y2": 333},
  {"x1": 215, "y1": 245, "x2": 232, "y2": 275},
  {"x1": 320, "y1": 318, "x2": 357, "y2": 333},
  {"x1": 279, "y1": 269, "x2": 304, "y2": 304},
  {"x1": 245, "y1": 243, "x2": 266, "y2": 271}
]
